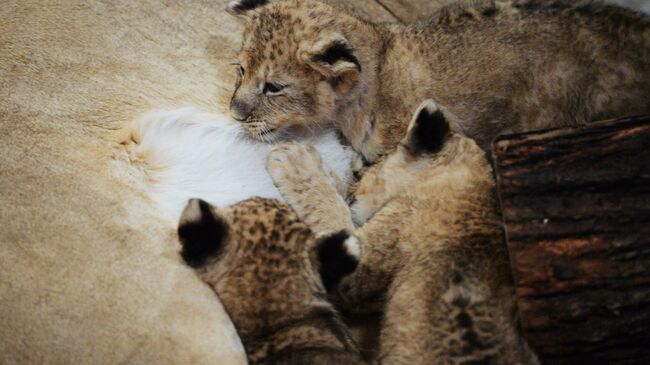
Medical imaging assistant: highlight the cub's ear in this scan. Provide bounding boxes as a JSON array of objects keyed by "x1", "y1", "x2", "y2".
[
  {"x1": 315, "y1": 231, "x2": 360, "y2": 291},
  {"x1": 178, "y1": 199, "x2": 229, "y2": 268},
  {"x1": 404, "y1": 99, "x2": 450, "y2": 154},
  {"x1": 226, "y1": 0, "x2": 270, "y2": 19},
  {"x1": 301, "y1": 35, "x2": 361, "y2": 94}
]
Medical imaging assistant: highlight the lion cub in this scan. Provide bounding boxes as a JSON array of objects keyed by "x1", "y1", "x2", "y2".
[
  {"x1": 229, "y1": 0, "x2": 650, "y2": 161},
  {"x1": 267, "y1": 100, "x2": 538, "y2": 364},
  {"x1": 177, "y1": 197, "x2": 366, "y2": 364}
]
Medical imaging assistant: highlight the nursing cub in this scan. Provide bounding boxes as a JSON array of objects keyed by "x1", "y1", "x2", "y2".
[
  {"x1": 177, "y1": 197, "x2": 365, "y2": 364},
  {"x1": 267, "y1": 100, "x2": 538, "y2": 364},
  {"x1": 228, "y1": 0, "x2": 650, "y2": 161}
]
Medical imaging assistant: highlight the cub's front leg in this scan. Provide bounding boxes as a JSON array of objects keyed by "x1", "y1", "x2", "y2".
[
  {"x1": 267, "y1": 142, "x2": 354, "y2": 235},
  {"x1": 267, "y1": 142, "x2": 405, "y2": 315}
]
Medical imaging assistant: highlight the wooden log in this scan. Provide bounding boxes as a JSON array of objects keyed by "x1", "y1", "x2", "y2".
[{"x1": 492, "y1": 116, "x2": 650, "y2": 364}]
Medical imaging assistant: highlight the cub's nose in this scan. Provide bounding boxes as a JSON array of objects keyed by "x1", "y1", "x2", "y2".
[{"x1": 230, "y1": 98, "x2": 253, "y2": 122}]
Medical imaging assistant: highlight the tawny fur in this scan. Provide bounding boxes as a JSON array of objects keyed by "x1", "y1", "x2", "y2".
[
  {"x1": 178, "y1": 198, "x2": 365, "y2": 364},
  {"x1": 1, "y1": 1, "x2": 252, "y2": 363},
  {"x1": 0, "y1": 0, "x2": 409, "y2": 362},
  {"x1": 230, "y1": 0, "x2": 650, "y2": 161},
  {"x1": 267, "y1": 100, "x2": 539, "y2": 364}
]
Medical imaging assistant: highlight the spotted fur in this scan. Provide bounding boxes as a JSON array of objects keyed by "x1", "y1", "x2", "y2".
[
  {"x1": 230, "y1": 0, "x2": 650, "y2": 161},
  {"x1": 178, "y1": 198, "x2": 365, "y2": 364},
  {"x1": 267, "y1": 100, "x2": 539, "y2": 364}
]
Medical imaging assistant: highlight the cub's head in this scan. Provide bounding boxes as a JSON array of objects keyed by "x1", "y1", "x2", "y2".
[
  {"x1": 351, "y1": 100, "x2": 492, "y2": 224},
  {"x1": 227, "y1": 0, "x2": 369, "y2": 141},
  {"x1": 177, "y1": 197, "x2": 360, "y2": 339}
]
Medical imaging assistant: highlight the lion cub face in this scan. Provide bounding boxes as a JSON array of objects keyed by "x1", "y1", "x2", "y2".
[
  {"x1": 177, "y1": 198, "x2": 360, "y2": 344},
  {"x1": 227, "y1": 0, "x2": 362, "y2": 141},
  {"x1": 351, "y1": 100, "x2": 491, "y2": 224}
]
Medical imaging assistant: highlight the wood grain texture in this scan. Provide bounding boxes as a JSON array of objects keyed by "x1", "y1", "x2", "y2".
[{"x1": 493, "y1": 116, "x2": 650, "y2": 364}]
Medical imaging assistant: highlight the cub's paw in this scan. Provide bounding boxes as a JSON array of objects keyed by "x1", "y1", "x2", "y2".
[
  {"x1": 267, "y1": 142, "x2": 338, "y2": 193},
  {"x1": 267, "y1": 142, "x2": 322, "y2": 179},
  {"x1": 268, "y1": 142, "x2": 355, "y2": 234}
]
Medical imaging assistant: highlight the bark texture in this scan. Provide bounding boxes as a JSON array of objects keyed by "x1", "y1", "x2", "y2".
[{"x1": 493, "y1": 116, "x2": 650, "y2": 364}]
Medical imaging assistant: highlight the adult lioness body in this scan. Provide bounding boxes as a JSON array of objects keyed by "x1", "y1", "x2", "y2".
[{"x1": 229, "y1": 0, "x2": 650, "y2": 161}]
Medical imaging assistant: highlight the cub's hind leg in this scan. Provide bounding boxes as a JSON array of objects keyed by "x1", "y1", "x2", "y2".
[{"x1": 380, "y1": 255, "x2": 538, "y2": 365}]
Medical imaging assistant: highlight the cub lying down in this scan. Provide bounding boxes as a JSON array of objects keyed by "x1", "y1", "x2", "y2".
[
  {"x1": 177, "y1": 197, "x2": 366, "y2": 364},
  {"x1": 267, "y1": 100, "x2": 539, "y2": 364}
]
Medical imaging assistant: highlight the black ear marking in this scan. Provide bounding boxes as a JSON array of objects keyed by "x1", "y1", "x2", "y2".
[
  {"x1": 178, "y1": 199, "x2": 229, "y2": 268},
  {"x1": 312, "y1": 40, "x2": 361, "y2": 71},
  {"x1": 316, "y1": 231, "x2": 360, "y2": 291},
  {"x1": 407, "y1": 100, "x2": 450, "y2": 154},
  {"x1": 227, "y1": 0, "x2": 270, "y2": 15}
]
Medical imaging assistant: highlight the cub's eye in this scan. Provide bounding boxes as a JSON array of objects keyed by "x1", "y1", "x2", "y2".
[{"x1": 263, "y1": 82, "x2": 286, "y2": 95}]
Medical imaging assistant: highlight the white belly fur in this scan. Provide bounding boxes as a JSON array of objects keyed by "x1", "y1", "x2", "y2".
[{"x1": 132, "y1": 107, "x2": 353, "y2": 220}]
